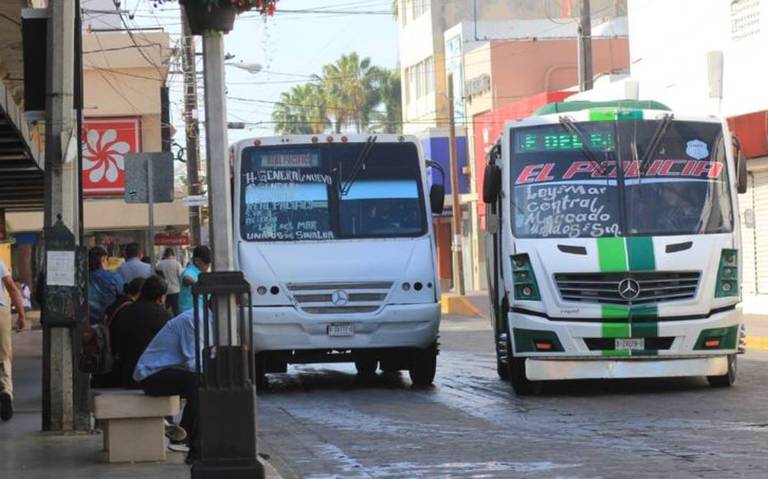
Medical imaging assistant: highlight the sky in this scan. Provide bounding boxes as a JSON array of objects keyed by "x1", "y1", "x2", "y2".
[{"x1": 118, "y1": 0, "x2": 400, "y2": 147}]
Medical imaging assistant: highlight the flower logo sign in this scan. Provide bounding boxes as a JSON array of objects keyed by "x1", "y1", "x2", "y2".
[{"x1": 81, "y1": 118, "x2": 141, "y2": 196}]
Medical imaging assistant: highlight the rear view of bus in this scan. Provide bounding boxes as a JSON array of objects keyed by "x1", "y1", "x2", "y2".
[{"x1": 233, "y1": 135, "x2": 443, "y2": 387}]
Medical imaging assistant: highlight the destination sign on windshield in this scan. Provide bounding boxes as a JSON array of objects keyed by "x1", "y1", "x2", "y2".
[
  {"x1": 516, "y1": 131, "x2": 614, "y2": 153},
  {"x1": 259, "y1": 150, "x2": 321, "y2": 168}
]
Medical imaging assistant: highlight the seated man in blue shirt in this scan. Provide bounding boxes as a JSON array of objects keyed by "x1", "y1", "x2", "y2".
[{"x1": 133, "y1": 307, "x2": 207, "y2": 463}]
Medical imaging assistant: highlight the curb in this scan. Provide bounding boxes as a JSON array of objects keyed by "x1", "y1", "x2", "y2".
[
  {"x1": 745, "y1": 336, "x2": 768, "y2": 351},
  {"x1": 440, "y1": 295, "x2": 483, "y2": 317}
]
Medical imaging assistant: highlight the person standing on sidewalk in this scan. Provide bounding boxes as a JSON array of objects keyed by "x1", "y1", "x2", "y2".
[
  {"x1": 178, "y1": 246, "x2": 210, "y2": 313},
  {"x1": 1, "y1": 258, "x2": 26, "y2": 421},
  {"x1": 117, "y1": 242, "x2": 152, "y2": 283},
  {"x1": 156, "y1": 248, "x2": 182, "y2": 316}
]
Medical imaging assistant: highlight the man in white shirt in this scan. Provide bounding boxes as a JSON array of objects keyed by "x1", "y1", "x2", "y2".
[
  {"x1": 0, "y1": 258, "x2": 26, "y2": 421},
  {"x1": 155, "y1": 248, "x2": 183, "y2": 316}
]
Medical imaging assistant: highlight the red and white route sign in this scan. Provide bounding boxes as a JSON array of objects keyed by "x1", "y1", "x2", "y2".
[{"x1": 81, "y1": 117, "x2": 141, "y2": 196}]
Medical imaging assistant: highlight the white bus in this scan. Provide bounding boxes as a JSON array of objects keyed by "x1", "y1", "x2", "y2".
[
  {"x1": 232, "y1": 134, "x2": 445, "y2": 387},
  {"x1": 483, "y1": 100, "x2": 749, "y2": 394}
]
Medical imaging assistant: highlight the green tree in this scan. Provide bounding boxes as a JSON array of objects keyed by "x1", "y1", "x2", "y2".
[
  {"x1": 271, "y1": 53, "x2": 402, "y2": 135},
  {"x1": 272, "y1": 83, "x2": 329, "y2": 135}
]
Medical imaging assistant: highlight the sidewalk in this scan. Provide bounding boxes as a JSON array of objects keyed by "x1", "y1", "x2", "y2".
[{"x1": 0, "y1": 322, "x2": 283, "y2": 479}]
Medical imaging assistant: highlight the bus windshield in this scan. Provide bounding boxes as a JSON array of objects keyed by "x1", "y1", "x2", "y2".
[
  {"x1": 509, "y1": 120, "x2": 733, "y2": 239},
  {"x1": 240, "y1": 142, "x2": 427, "y2": 241}
]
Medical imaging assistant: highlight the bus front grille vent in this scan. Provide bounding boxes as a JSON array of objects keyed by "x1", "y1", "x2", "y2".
[
  {"x1": 554, "y1": 272, "x2": 701, "y2": 305},
  {"x1": 287, "y1": 281, "x2": 394, "y2": 315}
]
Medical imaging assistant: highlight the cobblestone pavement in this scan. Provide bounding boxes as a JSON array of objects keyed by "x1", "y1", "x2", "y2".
[{"x1": 257, "y1": 315, "x2": 768, "y2": 479}]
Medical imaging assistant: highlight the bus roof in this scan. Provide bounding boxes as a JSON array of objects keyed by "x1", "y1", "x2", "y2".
[{"x1": 534, "y1": 100, "x2": 672, "y2": 116}]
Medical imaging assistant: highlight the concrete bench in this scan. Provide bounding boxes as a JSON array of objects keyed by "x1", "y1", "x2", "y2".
[{"x1": 93, "y1": 389, "x2": 180, "y2": 463}]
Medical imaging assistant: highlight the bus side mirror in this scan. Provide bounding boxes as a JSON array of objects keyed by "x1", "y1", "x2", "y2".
[
  {"x1": 483, "y1": 164, "x2": 501, "y2": 203},
  {"x1": 430, "y1": 184, "x2": 445, "y2": 214},
  {"x1": 737, "y1": 152, "x2": 748, "y2": 194}
]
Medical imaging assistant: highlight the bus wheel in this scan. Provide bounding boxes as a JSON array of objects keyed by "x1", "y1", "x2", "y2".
[
  {"x1": 707, "y1": 354, "x2": 737, "y2": 388},
  {"x1": 355, "y1": 358, "x2": 378, "y2": 380},
  {"x1": 506, "y1": 333, "x2": 540, "y2": 395},
  {"x1": 409, "y1": 343, "x2": 437, "y2": 387},
  {"x1": 496, "y1": 331, "x2": 510, "y2": 381}
]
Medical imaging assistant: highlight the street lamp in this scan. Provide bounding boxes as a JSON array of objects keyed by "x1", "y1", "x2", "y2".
[{"x1": 225, "y1": 62, "x2": 263, "y2": 74}]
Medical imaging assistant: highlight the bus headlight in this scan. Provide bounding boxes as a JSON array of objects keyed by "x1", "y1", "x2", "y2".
[
  {"x1": 512, "y1": 254, "x2": 541, "y2": 301},
  {"x1": 715, "y1": 249, "x2": 739, "y2": 298}
]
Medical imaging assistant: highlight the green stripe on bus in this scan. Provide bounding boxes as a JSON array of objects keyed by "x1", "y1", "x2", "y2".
[
  {"x1": 631, "y1": 322, "x2": 658, "y2": 338},
  {"x1": 602, "y1": 322, "x2": 630, "y2": 338},
  {"x1": 602, "y1": 304, "x2": 629, "y2": 318},
  {"x1": 627, "y1": 236, "x2": 655, "y2": 271},
  {"x1": 598, "y1": 237, "x2": 627, "y2": 272}
]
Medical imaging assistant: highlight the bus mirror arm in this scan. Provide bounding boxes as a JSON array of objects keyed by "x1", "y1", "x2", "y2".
[
  {"x1": 427, "y1": 160, "x2": 446, "y2": 214},
  {"x1": 733, "y1": 136, "x2": 748, "y2": 194}
]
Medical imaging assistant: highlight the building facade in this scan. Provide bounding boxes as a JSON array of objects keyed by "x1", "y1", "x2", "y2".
[{"x1": 7, "y1": 28, "x2": 189, "y2": 283}]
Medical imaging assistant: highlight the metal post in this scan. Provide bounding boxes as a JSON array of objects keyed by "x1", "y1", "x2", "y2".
[
  {"x1": 182, "y1": 16, "x2": 203, "y2": 246},
  {"x1": 147, "y1": 159, "x2": 156, "y2": 271},
  {"x1": 447, "y1": 74, "x2": 465, "y2": 295},
  {"x1": 578, "y1": 0, "x2": 594, "y2": 92},
  {"x1": 43, "y1": 0, "x2": 83, "y2": 431},
  {"x1": 202, "y1": 33, "x2": 236, "y2": 344}
]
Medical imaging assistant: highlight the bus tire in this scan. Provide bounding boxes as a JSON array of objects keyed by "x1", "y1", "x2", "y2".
[
  {"x1": 506, "y1": 332, "x2": 540, "y2": 395},
  {"x1": 496, "y1": 332, "x2": 510, "y2": 381},
  {"x1": 409, "y1": 343, "x2": 437, "y2": 386},
  {"x1": 707, "y1": 354, "x2": 737, "y2": 388},
  {"x1": 254, "y1": 355, "x2": 268, "y2": 392},
  {"x1": 355, "y1": 358, "x2": 378, "y2": 379}
]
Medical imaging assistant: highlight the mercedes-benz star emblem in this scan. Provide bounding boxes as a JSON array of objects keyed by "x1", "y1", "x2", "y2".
[
  {"x1": 331, "y1": 290, "x2": 350, "y2": 306},
  {"x1": 618, "y1": 278, "x2": 641, "y2": 300}
]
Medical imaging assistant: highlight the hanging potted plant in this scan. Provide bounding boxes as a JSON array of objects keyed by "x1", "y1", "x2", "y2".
[{"x1": 153, "y1": 0, "x2": 279, "y2": 35}]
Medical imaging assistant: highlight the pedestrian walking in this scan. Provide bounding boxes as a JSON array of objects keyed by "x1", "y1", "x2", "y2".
[
  {"x1": 88, "y1": 246, "x2": 124, "y2": 325},
  {"x1": 117, "y1": 242, "x2": 152, "y2": 283},
  {"x1": 156, "y1": 248, "x2": 183, "y2": 316},
  {"x1": 178, "y1": 246, "x2": 211, "y2": 313},
  {"x1": 0, "y1": 258, "x2": 26, "y2": 421}
]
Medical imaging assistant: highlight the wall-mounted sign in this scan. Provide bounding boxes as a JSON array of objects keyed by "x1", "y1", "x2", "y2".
[
  {"x1": 154, "y1": 233, "x2": 190, "y2": 246},
  {"x1": 82, "y1": 117, "x2": 141, "y2": 196},
  {"x1": 465, "y1": 74, "x2": 491, "y2": 98}
]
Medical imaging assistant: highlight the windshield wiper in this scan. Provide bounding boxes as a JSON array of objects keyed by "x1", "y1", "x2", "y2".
[
  {"x1": 559, "y1": 116, "x2": 607, "y2": 177},
  {"x1": 341, "y1": 135, "x2": 377, "y2": 197},
  {"x1": 638, "y1": 114, "x2": 673, "y2": 175}
]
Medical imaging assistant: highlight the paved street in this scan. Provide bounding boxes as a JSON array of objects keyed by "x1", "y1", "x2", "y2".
[{"x1": 259, "y1": 313, "x2": 768, "y2": 479}]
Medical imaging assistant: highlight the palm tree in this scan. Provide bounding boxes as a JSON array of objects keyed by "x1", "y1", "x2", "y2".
[
  {"x1": 321, "y1": 53, "x2": 376, "y2": 133},
  {"x1": 272, "y1": 83, "x2": 329, "y2": 135},
  {"x1": 368, "y1": 68, "x2": 402, "y2": 134}
]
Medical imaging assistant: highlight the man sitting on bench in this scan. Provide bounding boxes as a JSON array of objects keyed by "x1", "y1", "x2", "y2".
[{"x1": 133, "y1": 307, "x2": 206, "y2": 464}]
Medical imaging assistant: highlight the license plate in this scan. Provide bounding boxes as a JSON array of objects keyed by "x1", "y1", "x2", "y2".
[
  {"x1": 327, "y1": 323, "x2": 354, "y2": 337},
  {"x1": 615, "y1": 338, "x2": 645, "y2": 351}
]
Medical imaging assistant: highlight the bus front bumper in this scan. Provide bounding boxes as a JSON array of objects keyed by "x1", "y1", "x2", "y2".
[
  {"x1": 250, "y1": 303, "x2": 440, "y2": 353},
  {"x1": 526, "y1": 356, "x2": 728, "y2": 381}
]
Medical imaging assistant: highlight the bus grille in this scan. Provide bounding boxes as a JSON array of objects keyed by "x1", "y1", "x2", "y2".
[
  {"x1": 554, "y1": 272, "x2": 700, "y2": 305},
  {"x1": 286, "y1": 281, "x2": 393, "y2": 315}
]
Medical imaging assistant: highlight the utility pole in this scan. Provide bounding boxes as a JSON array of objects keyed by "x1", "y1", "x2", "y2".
[
  {"x1": 202, "y1": 32, "x2": 237, "y2": 344},
  {"x1": 447, "y1": 74, "x2": 465, "y2": 295},
  {"x1": 181, "y1": 16, "x2": 203, "y2": 246},
  {"x1": 578, "y1": 0, "x2": 594, "y2": 92},
  {"x1": 43, "y1": 0, "x2": 87, "y2": 431}
]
